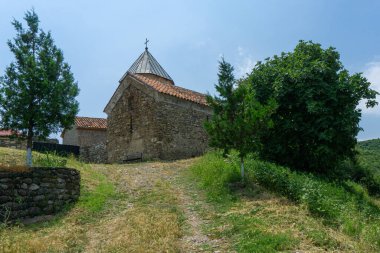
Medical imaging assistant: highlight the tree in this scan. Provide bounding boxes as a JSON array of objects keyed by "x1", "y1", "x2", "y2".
[
  {"x1": 246, "y1": 40, "x2": 378, "y2": 173},
  {"x1": 205, "y1": 58, "x2": 275, "y2": 179},
  {"x1": 0, "y1": 9, "x2": 79, "y2": 166}
]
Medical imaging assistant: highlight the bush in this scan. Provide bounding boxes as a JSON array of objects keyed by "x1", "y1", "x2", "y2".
[
  {"x1": 247, "y1": 159, "x2": 380, "y2": 248},
  {"x1": 246, "y1": 41, "x2": 378, "y2": 173}
]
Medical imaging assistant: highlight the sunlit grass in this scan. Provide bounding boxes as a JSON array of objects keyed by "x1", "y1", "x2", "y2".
[{"x1": 190, "y1": 151, "x2": 380, "y2": 252}]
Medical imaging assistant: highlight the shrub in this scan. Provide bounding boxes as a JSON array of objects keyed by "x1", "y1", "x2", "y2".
[
  {"x1": 246, "y1": 41, "x2": 378, "y2": 173},
  {"x1": 246, "y1": 158, "x2": 380, "y2": 248}
]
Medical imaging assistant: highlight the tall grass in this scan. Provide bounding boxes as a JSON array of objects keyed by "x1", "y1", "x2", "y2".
[
  {"x1": 190, "y1": 151, "x2": 380, "y2": 251},
  {"x1": 189, "y1": 152, "x2": 240, "y2": 203},
  {"x1": 247, "y1": 158, "x2": 380, "y2": 247}
]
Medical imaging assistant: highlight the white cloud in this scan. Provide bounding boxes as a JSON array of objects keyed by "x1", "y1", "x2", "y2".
[
  {"x1": 236, "y1": 57, "x2": 255, "y2": 78},
  {"x1": 235, "y1": 46, "x2": 256, "y2": 78},
  {"x1": 359, "y1": 61, "x2": 380, "y2": 115}
]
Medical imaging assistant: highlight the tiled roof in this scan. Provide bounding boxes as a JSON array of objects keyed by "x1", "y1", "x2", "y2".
[
  {"x1": 130, "y1": 73, "x2": 208, "y2": 106},
  {"x1": 0, "y1": 130, "x2": 14, "y2": 137},
  {"x1": 75, "y1": 116, "x2": 107, "y2": 130},
  {"x1": 0, "y1": 130, "x2": 19, "y2": 137}
]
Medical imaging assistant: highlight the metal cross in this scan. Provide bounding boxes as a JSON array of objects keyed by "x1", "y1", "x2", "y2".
[{"x1": 145, "y1": 38, "x2": 149, "y2": 50}]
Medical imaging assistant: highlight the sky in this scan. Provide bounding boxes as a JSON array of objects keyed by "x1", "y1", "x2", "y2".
[{"x1": 0, "y1": 0, "x2": 379, "y2": 141}]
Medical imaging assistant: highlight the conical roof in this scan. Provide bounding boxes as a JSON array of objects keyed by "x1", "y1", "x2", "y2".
[{"x1": 126, "y1": 49, "x2": 173, "y2": 82}]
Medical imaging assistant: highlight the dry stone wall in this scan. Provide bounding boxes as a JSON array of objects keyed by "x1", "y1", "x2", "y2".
[
  {"x1": 0, "y1": 168, "x2": 80, "y2": 223},
  {"x1": 0, "y1": 137, "x2": 26, "y2": 150}
]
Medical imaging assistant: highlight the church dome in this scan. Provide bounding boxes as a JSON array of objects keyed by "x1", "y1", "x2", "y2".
[{"x1": 127, "y1": 48, "x2": 173, "y2": 83}]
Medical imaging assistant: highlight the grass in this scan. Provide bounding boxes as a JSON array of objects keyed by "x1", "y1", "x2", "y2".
[
  {"x1": 189, "y1": 149, "x2": 380, "y2": 252},
  {"x1": 0, "y1": 147, "x2": 185, "y2": 252},
  {"x1": 0, "y1": 147, "x2": 118, "y2": 252},
  {"x1": 1, "y1": 141, "x2": 379, "y2": 252},
  {"x1": 357, "y1": 139, "x2": 380, "y2": 194}
]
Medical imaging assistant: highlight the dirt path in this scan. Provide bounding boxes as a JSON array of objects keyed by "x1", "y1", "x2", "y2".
[{"x1": 87, "y1": 159, "x2": 228, "y2": 252}]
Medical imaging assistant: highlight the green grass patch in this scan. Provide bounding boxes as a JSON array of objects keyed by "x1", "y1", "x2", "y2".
[
  {"x1": 190, "y1": 150, "x2": 380, "y2": 252},
  {"x1": 190, "y1": 152, "x2": 240, "y2": 203},
  {"x1": 190, "y1": 152, "x2": 300, "y2": 252},
  {"x1": 216, "y1": 213, "x2": 298, "y2": 253},
  {"x1": 78, "y1": 166, "x2": 116, "y2": 214},
  {"x1": 33, "y1": 151, "x2": 68, "y2": 167}
]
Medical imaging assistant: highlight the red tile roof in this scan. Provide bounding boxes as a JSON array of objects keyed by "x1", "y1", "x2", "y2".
[
  {"x1": 0, "y1": 130, "x2": 19, "y2": 137},
  {"x1": 130, "y1": 73, "x2": 208, "y2": 106},
  {"x1": 75, "y1": 116, "x2": 107, "y2": 130}
]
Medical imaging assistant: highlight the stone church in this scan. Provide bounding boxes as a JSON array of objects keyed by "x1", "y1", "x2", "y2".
[{"x1": 104, "y1": 46, "x2": 212, "y2": 163}]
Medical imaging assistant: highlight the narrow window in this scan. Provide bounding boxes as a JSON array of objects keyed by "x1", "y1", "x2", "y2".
[
  {"x1": 130, "y1": 116, "x2": 133, "y2": 134},
  {"x1": 128, "y1": 96, "x2": 133, "y2": 111}
]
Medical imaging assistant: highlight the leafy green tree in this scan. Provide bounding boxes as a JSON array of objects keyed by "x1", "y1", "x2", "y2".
[
  {"x1": 205, "y1": 58, "x2": 275, "y2": 179},
  {"x1": 0, "y1": 9, "x2": 79, "y2": 166},
  {"x1": 246, "y1": 40, "x2": 378, "y2": 173}
]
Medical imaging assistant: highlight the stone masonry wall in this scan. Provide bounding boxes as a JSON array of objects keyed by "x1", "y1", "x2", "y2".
[
  {"x1": 107, "y1": 82, "x2": 158, "y2": 162},
  {"x1": 0, "y1": 168, "x2": 80, "y2": 223},
  {"x1": 0, "y1": 137, "x2": 26, "y2": 150},
  {"x1": 154, "y1": 93, "x2": 211, "y2": 160},
  {"x1": 107, "y1": 77, "x2": 212, "y2": 162},
  {"x1": 63, "y1": 128, "x2": 107, "y2": 148},
  {"x1": 80, "y1": 142, "x2": 107, "y2": 163},
  {"x1": 77, "y1": 129, "x2": 107, "y2": 148},
  {"x1": 62, "y1": 128, "x2": 79, "y2": 146}
]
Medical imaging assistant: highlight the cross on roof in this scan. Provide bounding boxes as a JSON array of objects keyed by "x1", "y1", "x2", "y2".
[{"x1": 145, "y1": 38, "x2": 149, "y2": 50}]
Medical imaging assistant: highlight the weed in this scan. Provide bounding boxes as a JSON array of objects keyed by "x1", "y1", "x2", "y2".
[{"x1": 33, "y1": 151, "x2": 67, "y2": 167}]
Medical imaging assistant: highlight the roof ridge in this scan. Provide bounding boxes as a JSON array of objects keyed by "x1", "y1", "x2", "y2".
[{"x1": 76, "y1": 116, "x2": 106, "y2": 120}]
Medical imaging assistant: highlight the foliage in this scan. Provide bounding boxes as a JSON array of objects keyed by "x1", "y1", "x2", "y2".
[
  {"x1": 205, "y1": 58, "x2": 275, "y2": 177},
  {"x1": 244, "y1": 40, "x2": 378, "y2": 173},
  {"x1": 0, "y1": 9, "x2": 79, "y2": 165},
  {"x1": 356, "y1": 139, "x2": 380, "y2": 195},
  {"x1": 190, "y1": 150, "x2": 380, "y2": 251},
  {"x1": 33, "y1": 151, "x2": 67, "y2": 167},
  {"x1": 189, "y1": 152, "x2": 301, "y2": 252}
]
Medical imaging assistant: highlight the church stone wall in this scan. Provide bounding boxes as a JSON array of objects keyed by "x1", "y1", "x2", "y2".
[
  {"x1": 153, "y1": 93, "x2": 211, "y2": 160},
  {"x1": 107, "y1": 78, "x2": 212, "y2": 163},
  {"x1": 77, "y1": 129, "x2": 107, "y2": 148},
  {"x1": 107, "y1": 82, "x2": 159, "y2": 162},
  {"x1": 62, "y1": 128, "x2": 79, "y2": 146},
  {"x1": 63, "y1": 128, "x2": 106, "y2": 148}
]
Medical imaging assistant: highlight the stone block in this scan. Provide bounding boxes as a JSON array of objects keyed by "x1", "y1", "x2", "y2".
[{"x1": 29, "y1": 184, "x2": 40, "y2": 191}]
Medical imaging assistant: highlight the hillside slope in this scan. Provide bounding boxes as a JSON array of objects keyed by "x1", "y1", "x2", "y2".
[{"x1": 0, "y1": 143, "x2": 379, "y2": 252}]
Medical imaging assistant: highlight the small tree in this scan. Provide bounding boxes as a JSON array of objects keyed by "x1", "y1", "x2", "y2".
[
  {"x1": 246, "y1": 40, "x2": 378, "y2": 172},
  {"x1": 205, "y1": 58, "x2": 275, "y2": 179},
  {"x1": 0, "y1": 9, "x2": 79, "y2": 166}
]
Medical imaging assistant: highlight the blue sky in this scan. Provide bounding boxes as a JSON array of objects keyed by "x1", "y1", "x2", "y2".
[{"x1": 1, "y1": 0, "x2": 379, "y2": 140}]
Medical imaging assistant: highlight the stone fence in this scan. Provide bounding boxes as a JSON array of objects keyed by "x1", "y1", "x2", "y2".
[
  {"x1": 0, "y1": 137, "x2": 26, "y2": 150},
  {"x1": 0, "y1": 167, "x2": 80, "y2": 223}
]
